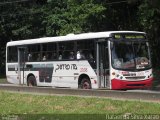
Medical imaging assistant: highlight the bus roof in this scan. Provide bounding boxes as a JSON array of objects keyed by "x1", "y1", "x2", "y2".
[{"x1": 7, "y1": 31, "x2": 145, "y2": 46}]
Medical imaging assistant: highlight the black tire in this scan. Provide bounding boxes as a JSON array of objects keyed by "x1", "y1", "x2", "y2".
[
  {"x1": 27, "y1": 76, "x2": 37, "y2": 86},
  {"x1": 80, "y1": 78, "x2": 91, "y2": 89}
]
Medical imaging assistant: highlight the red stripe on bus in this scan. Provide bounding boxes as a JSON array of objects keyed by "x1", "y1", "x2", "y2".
[{"x1": 111, "y1": 78, "x2": 153, "y2": 90}]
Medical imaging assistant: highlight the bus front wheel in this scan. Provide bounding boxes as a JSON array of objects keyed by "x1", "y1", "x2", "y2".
[
  {"x1": 27, "y1": 76, "x2": 37, "y2": 86},
  {"x1": 80, "y1": 78, "x2": 91, "y2": 89}
]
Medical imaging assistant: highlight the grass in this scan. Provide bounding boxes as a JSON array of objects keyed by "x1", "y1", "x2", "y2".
[
  {"x1": 0, "y1": 76, "x2": 7, "y2": 84},
  {"x1": 0, "y1": 70, "x2": 160, "y2": 119},
  {"x1": 0, "y1": 91, "x2": 160, "y2": 120}
]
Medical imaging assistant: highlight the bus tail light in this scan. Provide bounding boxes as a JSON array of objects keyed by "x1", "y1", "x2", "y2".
[{"x1": 94, "y1": 80, "x2": 97, "y2": 84}]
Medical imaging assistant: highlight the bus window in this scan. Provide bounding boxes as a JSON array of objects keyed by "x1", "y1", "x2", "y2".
[
  {"x1": 42, "y1": 43, "x2": 57, "y2": 61},
  {"x1": 77, "y1": 40, "x2": 95, "y2": 59},
  {"x1": 27, "y1": 44, "x2": 40, "y2": 62},
  {"x1": 58, "y1": 41, "x2": 75, "y2": 60},
  {"x1": 77, "y1": 39, "x2": 95, "y2": 68},
  {"x1": 7, "y1": 46, "x2": 18, "y2": 62}
]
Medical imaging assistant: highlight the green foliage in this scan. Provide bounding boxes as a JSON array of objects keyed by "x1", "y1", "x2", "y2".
[
  {"x1": 0, "y1": 78, "x2": 7, "y2": 84},
  {"x1": 138, "y1": 0, "x2": 160, "y2": 67},
  {"x1": 0, "y1": 0, "x2": 160, "y2": 74},
  {"x1": 44, "y1": 0, "x2": 68, "y2": 36},
  {"x1": 43, "y1": 0, "x2": 106, "y2": 35}
]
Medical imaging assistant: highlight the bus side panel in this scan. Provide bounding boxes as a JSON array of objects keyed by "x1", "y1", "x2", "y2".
[
  {"x1": 6, "y1": 60, "x2": 98, "y2": 89},
  {"x1": 76, "y1": 61, "x2": 98, "y2": 89},
  {"x1": 53, "y1": 61, "x2": 98, "y2": 89},
  {"x1": 6, "y1": 63, "x2": 19, "y2": 84}
]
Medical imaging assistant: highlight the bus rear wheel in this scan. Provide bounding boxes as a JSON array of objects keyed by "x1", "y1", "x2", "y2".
[
  {"x1": 27, "y1": 76, "x2": 37, "y2": 86},
  {"x1": 80, "y1": 78, "x2": 91, "y2": 89}
]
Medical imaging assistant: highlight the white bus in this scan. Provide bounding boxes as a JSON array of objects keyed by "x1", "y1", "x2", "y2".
[{"x1": 6, "y1": 31, "x2": 153, "y2": 90}]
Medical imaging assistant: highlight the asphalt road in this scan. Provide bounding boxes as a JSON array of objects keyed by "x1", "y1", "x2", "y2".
[{"x1": 0, "y1": 84, "x2": 160, "y2": 102}]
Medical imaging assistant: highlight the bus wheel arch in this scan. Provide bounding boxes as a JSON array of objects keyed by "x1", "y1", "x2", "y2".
[
  {"x1": 27, "y1": 74, "x2": 37, "y2": 86},
  {"x1": 78, "y1": 74, "x2": 91, "y2": 89}
]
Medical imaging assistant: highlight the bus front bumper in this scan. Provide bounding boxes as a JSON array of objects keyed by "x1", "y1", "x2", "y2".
[{"x1": 111, "y1": 78, "x2": 154, "y2": 90}]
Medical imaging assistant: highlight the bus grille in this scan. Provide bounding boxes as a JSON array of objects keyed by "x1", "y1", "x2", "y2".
[
  {"x1": 125, "y1": 76, "x2": 145, "y2": 80},
  {"x1": 127, "y1": 84, "x2": 145, "y2": 86}
]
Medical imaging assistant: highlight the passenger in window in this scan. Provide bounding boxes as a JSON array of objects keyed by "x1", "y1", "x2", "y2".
[
  {"x1": 77, "y1": 51, "x2": 81, "y2": 59},
  {"x1": 59, "y1": 54, "x2": 62, "y2": 60},
  {"x1": 77, "y1": 50, "x2": 85, "y2": 59},
  {"x1": 80, "y1": 50, "x2": 85, "y2": 59},
  {"x1": 37, "y1": 53, "x2": 41, "y2": 61},
  {"x1": 28, "y1": 53, "x2": 32, "y2": 61},
  {"x1": 88, "y1": 53, "x2": 93, "y2": 59},
  {"x1": 52, "y1": 52, "x2": 57, "y2": 59},
  {"x1": 69, "y1": 51, "x2": 74, "y2": 60},
  {"x1": 43, "y1": 55, "x2": 47, "y2": 61},
  {"x1": 88, "y1": 52, "x2": 95, "y2": 66}
]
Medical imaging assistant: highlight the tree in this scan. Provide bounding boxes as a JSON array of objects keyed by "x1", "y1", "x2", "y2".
[
  {"x1": 45, "y1": 0, "x2": 106, "y2": 35},
  {"x1": 1, "y1": 0, "x2": 160, "y2": 75},
  {"x1": 138, "y1": 0, "x2": 160, "y2": 67}
]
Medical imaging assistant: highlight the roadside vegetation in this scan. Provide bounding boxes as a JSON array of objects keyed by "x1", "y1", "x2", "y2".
[
  {"x1": 0, "y1": 76, "x2": 7, "y2": 84},
  {"x1": 152, "y1": 68, "x2": 160, "y2": 90},
  {"x1": 0, "y1": 91, "x2": 160, "y2": 120},
  {"x1": 1, "y1": 0, "x2": 160, "y2": 74}
]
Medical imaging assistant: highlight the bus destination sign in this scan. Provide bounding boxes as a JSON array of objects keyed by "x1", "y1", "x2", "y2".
[{"x1": 113, "y1": 34, "x2": 145, "y2": 39}]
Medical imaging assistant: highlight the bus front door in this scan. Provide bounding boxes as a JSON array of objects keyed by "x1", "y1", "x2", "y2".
[
  {"x1": 17, "y1": 47, "x2": 26, "y2": 85},
  {"x1": 97, "y1": 40, "x2": 109, "y2": 88}
]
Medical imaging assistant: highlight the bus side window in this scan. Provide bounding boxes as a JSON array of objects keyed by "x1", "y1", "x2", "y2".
[
  {"x1": 7, "y1": 46, "x2": 18, "y2": 62},
  {"x1": 52, "y1": 52, "x2": 57, "y2": 60},
  {"x1": 37, "y1": 53, "x2": 41, "y2": 61},
  {"x1": 87, "y1": 52, "x2": 94, "y2": 60},
  {"x1": 27, "y1": 44, "x2": 40, "y2": 62},
  {"x1": 41, "y1": 43, "x2": 57, "y2": 61},
  {"x1": 69, "y1": 51, "x2": 75, "y2": 59},
  {"x1": 58, "y1": 41, "x2": 75, "y2": 60},
  {"x1": 77, "y1": 39, "x2": 95, "y2": 68}
]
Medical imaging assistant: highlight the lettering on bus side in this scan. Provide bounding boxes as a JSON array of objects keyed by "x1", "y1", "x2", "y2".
[
  {"x1": 55, "y1": 64, "x2": 77, "y2": 72},
  {"x1": 80, "y1": 68, "x2": 87, "y2": 72}
]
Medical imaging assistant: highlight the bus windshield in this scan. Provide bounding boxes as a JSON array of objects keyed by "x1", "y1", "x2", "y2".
[{"x1": 111, "y1": 41, "x2": 151, "y2": 70}]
